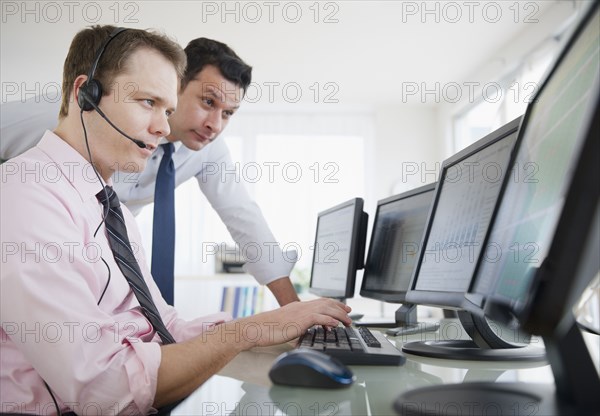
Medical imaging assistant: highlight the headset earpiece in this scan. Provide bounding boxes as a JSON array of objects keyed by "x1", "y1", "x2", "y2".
[
  {"x1": 77, "y1": 27, "x2": 128, "y2": 112},
  {"x1": 78, "y1": 79, "x2": 103, "y2": 111}
]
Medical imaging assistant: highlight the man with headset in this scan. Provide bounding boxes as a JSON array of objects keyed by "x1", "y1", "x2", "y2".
[
  {"x1": 0, "y1": 37, "x2": 299, "y2": 307},
  {"x1": 0, "y1": 25, "x2": 351, "y2": 414}
]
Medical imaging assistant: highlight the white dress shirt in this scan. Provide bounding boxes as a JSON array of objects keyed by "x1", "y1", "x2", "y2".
[{"x1": 0, "y1": 97, "x2": 295, "y2": 285}]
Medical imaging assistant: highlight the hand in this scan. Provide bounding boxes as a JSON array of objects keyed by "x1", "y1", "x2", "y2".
[{"x1": 237, "y1": 298, "x2": 352, "y2": 348}]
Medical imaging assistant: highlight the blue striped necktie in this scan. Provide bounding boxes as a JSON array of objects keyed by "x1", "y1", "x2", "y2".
[
  {"x1": 151, "y1": 142, "x2": 176, "y2": 305},
  {"x1": 96, "y1": 186, "x2": 175, "y2": 345}
]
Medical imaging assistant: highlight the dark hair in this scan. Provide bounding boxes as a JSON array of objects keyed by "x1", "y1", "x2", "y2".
[
  {"x1": 182, "y1": 38, "x2": 252, "y2": 94},
  {"x1": 60, "y1": 25, "x2": 186, "y2": 118}
]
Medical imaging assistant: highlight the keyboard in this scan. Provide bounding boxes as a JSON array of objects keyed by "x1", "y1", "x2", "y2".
[{"x1": 296, "y1": 326, "x2": 405, "y2": 366}]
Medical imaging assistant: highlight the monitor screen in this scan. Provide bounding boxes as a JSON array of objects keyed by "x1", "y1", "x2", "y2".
[
  {"x1": 360, "y1": 183, "x2": 436, "y2": 303},
  {"x1": 309, "y1": 198, "x2": 368, "y2": 299},
  {"x1": 406, "y1": 117, "x2": 520, "y2": 309},
  {"x1": 477, "y1": 4, "x2": 599, "y2": 332}
]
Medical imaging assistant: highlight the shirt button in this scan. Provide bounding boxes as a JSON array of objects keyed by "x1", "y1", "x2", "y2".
[
  {"x1": 152, "y1": 155, "x2": 157, "y2": 160},
  {"x1": 135, "y1": 184, "x2": 139, "y2": 188}
]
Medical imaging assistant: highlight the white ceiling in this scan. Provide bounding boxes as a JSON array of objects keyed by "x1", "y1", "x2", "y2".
[{"x1": 0, "y1": 1, "x2": 581, "y2": 109}]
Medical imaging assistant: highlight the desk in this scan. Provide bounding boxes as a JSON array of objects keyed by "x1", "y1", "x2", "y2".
[{"x1": 173, "y1": 319, "x2": 561, "y2": 415}]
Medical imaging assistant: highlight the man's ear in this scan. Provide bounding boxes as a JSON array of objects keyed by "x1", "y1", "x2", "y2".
[
  {"x1": 74, "y1": 74, "x2": 102, "y2": 112},
  {"x1": 71, "y1": 75, "x2": 89, "y2": 110}
]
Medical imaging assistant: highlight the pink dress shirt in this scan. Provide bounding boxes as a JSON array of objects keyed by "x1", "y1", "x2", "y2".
[{"x1": 0, "y1": 131, "x2": 231, "y2": 415}]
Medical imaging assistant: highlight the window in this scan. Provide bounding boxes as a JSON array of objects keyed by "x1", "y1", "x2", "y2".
[
  {"x1": 136, "y1": 113, "x2": 373, "y2": 289},
  {"x1": 252, "y1": 134, "x2": 365, "y2": 280},
  {"x1": 453, "y1": 38, "x2": 560, "y2": 153}
]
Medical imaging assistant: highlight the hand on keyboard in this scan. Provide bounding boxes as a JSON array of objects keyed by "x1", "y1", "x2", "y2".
[{"x1": 235, "y1": 298, "x2": 352, "y2": 348}]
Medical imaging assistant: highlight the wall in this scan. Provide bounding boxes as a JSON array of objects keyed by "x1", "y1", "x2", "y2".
[{"x1": 371, "y1": 104, "x2": 440, "y2": 204}]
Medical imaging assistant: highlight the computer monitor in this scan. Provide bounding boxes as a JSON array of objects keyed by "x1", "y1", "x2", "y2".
[
  {"x1": 476, "y1": 18, "x2": 599, "y2": 339},
  {"x1": 309, "y1": 198, "x2": 368, "y2": 301},
  {"x1": 356, "y1": 183, "x2": 439, "y2": 334},
  {"x1": 406, "y1": 117, "x2": 520, "y2": 307},
  {"x1": 395, "y1": 3, "x2": 599, "y2": 414},
  {"x1": 402, "y1": 116, "x2": 543, "y2": 360}
]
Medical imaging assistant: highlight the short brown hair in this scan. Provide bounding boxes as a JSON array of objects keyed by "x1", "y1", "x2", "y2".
[{"x1": 59, "y1": 25, "x2": 186, "y2": 118}]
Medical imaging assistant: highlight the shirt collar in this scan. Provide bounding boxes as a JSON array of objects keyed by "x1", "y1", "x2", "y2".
[
  {"x1": 158, "y1": 137, "x2": 183, "y2": 152},
  {"x1": 36, "y1": 130, "x2": 108, "y2": 203}
]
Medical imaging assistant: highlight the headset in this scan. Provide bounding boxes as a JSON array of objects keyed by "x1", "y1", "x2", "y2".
[{"x1": 77, "y1": 26, "x2": 147, "y2": 149}]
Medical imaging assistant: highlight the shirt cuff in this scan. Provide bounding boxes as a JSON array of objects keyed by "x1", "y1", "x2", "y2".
[
  {"x1": 124, "y1": 338, "x2": 162, "y2": 415},
  {"x1": 169, "y1": 312, "x2": 234, "y2": 343},
  {"x1": 242, "y1": 248, "x2": 297, "y2": 285}
]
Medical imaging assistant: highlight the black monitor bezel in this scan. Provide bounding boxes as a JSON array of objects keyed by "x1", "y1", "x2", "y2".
[
  {"x1": 309, "y1": 197, "x2": 365, "y2": 299},
  {"x1": 359, "y1": 182, "x2": 436, "y2": 303},
  {"x1": 405, "y1": 116, "x2": 522, "y2": 310},
  {"x1": 480, "y1": 4, "x2": 600, "y2": 335}
]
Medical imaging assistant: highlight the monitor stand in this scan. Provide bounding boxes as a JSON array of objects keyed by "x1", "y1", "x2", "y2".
[
  {"x1": 401, "y1": 311, "x2": 546, "y2": 361},
  {"x1": 354, "y1": 303, "x2": 440, "y2": 335},
  {"x1": 394, "y1": 317, "x2": 599, "y2": 415}
]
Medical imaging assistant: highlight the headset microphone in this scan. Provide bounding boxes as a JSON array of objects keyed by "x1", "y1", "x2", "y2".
[{"x1": 79, "y1": 89, "x2": 148, "y2": 149}]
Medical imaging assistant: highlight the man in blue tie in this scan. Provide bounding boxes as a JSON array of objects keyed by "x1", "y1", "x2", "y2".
[{"x1": 0, "y1": 38, "x2": 299, "y2": 307}]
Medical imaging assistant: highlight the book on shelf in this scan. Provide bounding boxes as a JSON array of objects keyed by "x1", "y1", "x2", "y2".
[{"x1": 220, "y1": 285, "x2": 266, "y2": 318}]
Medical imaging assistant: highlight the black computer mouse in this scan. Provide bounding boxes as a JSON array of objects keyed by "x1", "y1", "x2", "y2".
[{"x1": 269, "y1": 349, "x2": 355, "y2": 389}]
